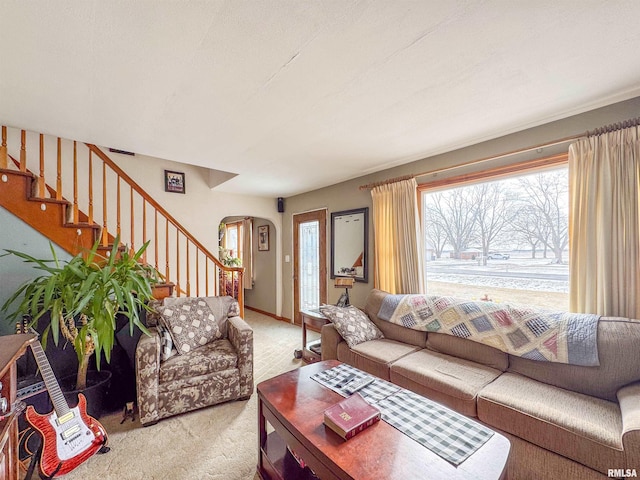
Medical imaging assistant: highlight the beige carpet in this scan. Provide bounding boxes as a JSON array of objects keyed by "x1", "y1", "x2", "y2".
[{"x1": 55, "y1": 310, "x2": 314, "y2": 480}]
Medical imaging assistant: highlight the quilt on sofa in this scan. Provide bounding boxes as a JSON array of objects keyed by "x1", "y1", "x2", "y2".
[{"x1": 378, "y1": 294, "x2": 600, "y2": 365}]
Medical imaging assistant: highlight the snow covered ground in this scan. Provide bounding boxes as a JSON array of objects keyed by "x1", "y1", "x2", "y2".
[
  {"x1": 426, "y1": 254, "x2": 569, "y2": 293},
  {"x1": 427, "y1": 272, "x2": 569, "y2": 293}
]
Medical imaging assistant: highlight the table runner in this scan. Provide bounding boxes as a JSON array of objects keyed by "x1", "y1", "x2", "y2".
[{"x1": 312, "y1": 363, "x2": 494, "y2": 466}]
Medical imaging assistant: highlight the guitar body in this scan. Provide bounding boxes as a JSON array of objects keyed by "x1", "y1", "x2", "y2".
[{"x1": 26, "y1": 393, "x2": 107, "y2": 478}]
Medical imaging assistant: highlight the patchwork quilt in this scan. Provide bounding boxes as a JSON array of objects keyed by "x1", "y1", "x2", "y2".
[{"x1": 378, "y1": 294, "x2": 600, "y2": 366}]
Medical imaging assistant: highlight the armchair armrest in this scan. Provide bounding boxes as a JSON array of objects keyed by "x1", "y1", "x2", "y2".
[
  {"x1": 618, "y1": 381, "x2": 640, "y2": 469},
  {"x1": 321, "y1": 323, "x2": 341, "y2": 361},
  {"x1": 228, "y1": 315, "x2": 254, "y2": 398},
  {"x1": 135, "y1": 327, "x2": 162, "y2": 425}
]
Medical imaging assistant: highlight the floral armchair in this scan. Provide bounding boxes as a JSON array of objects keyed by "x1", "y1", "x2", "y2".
[{"x1": 135, "y1": 296, "x2": 253, "y2": 426}]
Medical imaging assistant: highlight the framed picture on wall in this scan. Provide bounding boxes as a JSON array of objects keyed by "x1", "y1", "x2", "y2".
[
  {"x1": 165, "y1": 170, "x2": 185, "y2": 194},
  {"x1": 258, "y1": 225, "x2": 269, "y2": 251}
]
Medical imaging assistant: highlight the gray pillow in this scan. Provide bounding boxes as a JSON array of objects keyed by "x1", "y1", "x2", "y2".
[
  {"x1": 319, "y1": 305, "x2": 384, "y2": 348},
  {"x1": 158, "y1": 298, "x2": 222, "y2": 354}
]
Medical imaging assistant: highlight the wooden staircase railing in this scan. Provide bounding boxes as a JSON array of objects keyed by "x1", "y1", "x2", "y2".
[{"x1": 0, "y1": 125, "x2": 244, "y2": 315}]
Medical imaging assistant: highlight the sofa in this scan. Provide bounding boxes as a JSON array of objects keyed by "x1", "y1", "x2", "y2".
[
  {"x1": 135, "y1": 296, "x2": 253, "y2": 426},
  {"x1": 320, "y1": 289, "x2": 640, "y2": 480}
]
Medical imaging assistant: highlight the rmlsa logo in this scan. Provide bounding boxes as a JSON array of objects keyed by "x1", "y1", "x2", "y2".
[{"x1": 608, "y1": 469, "x2": 638, "y2": 478}]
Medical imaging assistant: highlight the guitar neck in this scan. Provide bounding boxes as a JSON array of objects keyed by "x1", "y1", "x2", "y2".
[{"x1": 30, "y1": 341, "x2": 71, "y2": 418}]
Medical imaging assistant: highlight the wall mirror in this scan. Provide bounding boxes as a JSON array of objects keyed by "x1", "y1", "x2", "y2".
[{"x1": 331, "y1": 207, "x2": 368, "y2": 283}]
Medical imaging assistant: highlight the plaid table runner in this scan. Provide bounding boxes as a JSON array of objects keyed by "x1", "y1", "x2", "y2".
[{"x1": 312, "y1": 364, "x2": 494, "y2": 466}]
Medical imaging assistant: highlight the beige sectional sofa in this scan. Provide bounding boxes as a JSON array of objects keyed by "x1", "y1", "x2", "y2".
[{"x1": 321, "y1": 289, "x2": 640, "y2": 480}]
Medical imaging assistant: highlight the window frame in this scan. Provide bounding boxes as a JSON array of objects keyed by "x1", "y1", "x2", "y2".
[
  {"x1": 417, "y1": 152, "x2": 569, "y2": 309},
  {"x1": 417, "y1": 153, "x2": 567, "y2": 194},
  {"x1": 223, "y1": 221, "x2": 243, "y2": 261}
]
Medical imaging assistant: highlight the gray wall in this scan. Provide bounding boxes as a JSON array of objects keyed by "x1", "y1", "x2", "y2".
[
  {"x1": 281, "y1": 96, "x2": 640, "y2": 320},
  {"x1": 244, "y1": 219, "x2": 277, "y2": 315},
  {"x1": 0, "y1": 206, "x2": 72, "y2": 335},
  {"x1": 221, "y1": 216, "x2": 277, "y2": 316}
]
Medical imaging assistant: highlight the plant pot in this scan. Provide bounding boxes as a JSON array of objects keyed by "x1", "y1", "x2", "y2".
[{"x1": 61, "y1": 370, "x2": 112, "y2": 419}]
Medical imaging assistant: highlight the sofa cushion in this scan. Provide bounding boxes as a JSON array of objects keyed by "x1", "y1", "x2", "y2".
[
  {"x1": 157, "y1": 369, "x2": 241, "y2": 418},
  {"x1": 320, "y1": 305, "x2": 384, "y2": 348},
  {"x1": 364, "y1": 289, "x2": 427, "y2": 347},
  {"x1": 507, "y1": 317, "x2": 640, "y2": 401},
  {"x1": 477, "y1": 372, "x2": 625, "y2": 474},
  {"x1": 158, "y1": 298, "x2": 223, "y2": 354},
  {"x1": 336, "y1": 338, "x2": 421, "y2": 380},
  {"x1": 427, "y1": 332, "x2": 508, "y2": 371},
  {"x1": 390, "y1": 349, "x2": 502, "y2": 417},
  {"x1": 158, "y1": 339, "x2": 237, "y2": 383}
]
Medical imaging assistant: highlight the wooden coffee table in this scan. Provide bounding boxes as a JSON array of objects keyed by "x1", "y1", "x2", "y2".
[{"x1": 257, "y1": 360, "x2": 510, "y2": 480}]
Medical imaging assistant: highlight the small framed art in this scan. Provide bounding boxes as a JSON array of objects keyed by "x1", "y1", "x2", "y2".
[
  {"x1": 165, "y1": 170, "x2": 185, "y2": 194},
  {"x1": 258, "y1": 225, "x2": 269, "y2": 251}
]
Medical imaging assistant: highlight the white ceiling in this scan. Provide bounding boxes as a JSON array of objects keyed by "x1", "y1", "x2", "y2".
[{"x1": 2, "y1": 1, "x2": 640, "y2": 197}]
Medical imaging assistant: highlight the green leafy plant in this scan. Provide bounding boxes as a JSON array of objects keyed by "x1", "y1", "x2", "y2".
[
  {"x1": 218, "y1": 246, "x2": 242, "y2": 267},
  {"x1": 2, "y1": 237, "x2": 159, "y2": 391}
]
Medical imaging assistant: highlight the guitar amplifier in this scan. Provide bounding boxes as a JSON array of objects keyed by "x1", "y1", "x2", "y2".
[{"x1": 16, "y1": 375, "x2": 52, "y2": 468}]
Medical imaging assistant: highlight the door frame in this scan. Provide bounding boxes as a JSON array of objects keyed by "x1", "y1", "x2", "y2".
[{"x1": 293, "y1": 209, "x2": 327, "y2": 326}]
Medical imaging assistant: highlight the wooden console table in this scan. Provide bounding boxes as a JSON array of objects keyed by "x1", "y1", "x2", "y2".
[
  {"x1": 300, "y1": 309, "x2": 329, "y2": 363},
  {"x1": 0, "y1": 334, "x2": 37, "y2": 480}
]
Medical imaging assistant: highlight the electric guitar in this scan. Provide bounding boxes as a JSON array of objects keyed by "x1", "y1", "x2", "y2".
[{"x1": 25, "y1": 340, "x2": 108, "y2": 478}]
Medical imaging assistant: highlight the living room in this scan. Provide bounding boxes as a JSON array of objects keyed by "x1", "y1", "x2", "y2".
[{"x1": 1, "y1": 2, "x2": 640, "y2": 480}]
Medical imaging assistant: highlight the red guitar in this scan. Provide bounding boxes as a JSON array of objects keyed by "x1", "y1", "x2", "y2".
[{"x1": 25, "y1": 341, "x2": 108, "y2": 478}]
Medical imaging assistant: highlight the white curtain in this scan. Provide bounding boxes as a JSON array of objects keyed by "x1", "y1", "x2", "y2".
[
  {"x1": 242, "y1": 218, "x2": 253, "y2": 289},
  {"x1": 371, "y1": 178, "x2": 425, "y2": 294},
  {"x1": 568, "y1": 125, "x2": 640, "y2": 317}
]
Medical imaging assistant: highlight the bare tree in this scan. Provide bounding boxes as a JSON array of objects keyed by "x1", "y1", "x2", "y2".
[
  {"x1": 425, "y1": 189, "x2": 477, "y2": 259},
  {"x1": 517, "y1": 171, "x2": 568, "y2": 263},
  {"x1": 423, "y1": 205, "x2": 448, "y2": 258},
  {"x1": 511, "y1": 204, "x2": 544, "y2": 258},
  {"x1": 471, "y1": 183, "x2": 514, "y2": 265}
]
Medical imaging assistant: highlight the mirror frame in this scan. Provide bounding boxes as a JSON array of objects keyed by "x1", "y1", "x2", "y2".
[{"x1": 330, "y1": 207, "x2": 369, "y2": 283}]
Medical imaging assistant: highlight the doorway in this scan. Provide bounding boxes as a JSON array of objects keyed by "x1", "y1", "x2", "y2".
[{"x1": 293, "y1": 210, "x2": 327, "y2": 325}]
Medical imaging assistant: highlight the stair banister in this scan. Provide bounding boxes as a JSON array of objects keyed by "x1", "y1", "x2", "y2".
[
  {"x1": 85, "y1": 144, "x2": 245, "y2": 312},
  {"x1": 0, "y1": 126, "x2": 244, "y2": 315}
]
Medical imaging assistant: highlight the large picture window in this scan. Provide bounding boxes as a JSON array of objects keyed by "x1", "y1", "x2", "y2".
[{"x1": 420, "y1": 160, "x2": 569, "y2": 310}]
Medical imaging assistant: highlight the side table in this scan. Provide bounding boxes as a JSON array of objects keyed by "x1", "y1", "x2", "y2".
[{"x1": 300, "y1": 309, "x2": 329, "y2": 363}]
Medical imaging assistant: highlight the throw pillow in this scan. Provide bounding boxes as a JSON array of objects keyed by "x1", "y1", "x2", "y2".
[
  {"x1": 319, "y1": 305, "x2": 384, "y2": 348},
  {"x1": 157, "y1": 323, "x2": 177, "y2": 361},
  {"x1": 158, "y1": 298, "x2": 222, "y2": 354}
]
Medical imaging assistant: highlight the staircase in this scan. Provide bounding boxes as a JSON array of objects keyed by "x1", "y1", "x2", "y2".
[{"x1": 0, "y1": 125, "x2": 244, "y2": 314}]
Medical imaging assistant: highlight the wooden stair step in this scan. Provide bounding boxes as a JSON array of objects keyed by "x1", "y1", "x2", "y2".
[
  {"x1": 26, "y1": 196, "x2": 70, "y2": 205},
  {"x1": 0, "y1": 168, "x2": 97, "y2": 254},
  {"x1": 0, "y1": 168, "x2": 34, "y2": 179},
  {"x1": 63, "y1": 221, "x2": 101, "y2": 230}
]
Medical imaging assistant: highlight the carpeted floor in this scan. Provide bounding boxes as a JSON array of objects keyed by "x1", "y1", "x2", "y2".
[{"x1": 52, "y1": 309, "x2": 313, "y2": 480}]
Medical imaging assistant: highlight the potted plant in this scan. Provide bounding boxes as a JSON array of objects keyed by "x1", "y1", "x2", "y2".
[
  {"x1": 218, "y1": 246, "x2": 242, "y2": 267},
  {"x1": 1, "y1": 237, "x2": 159, "y2": 392}
]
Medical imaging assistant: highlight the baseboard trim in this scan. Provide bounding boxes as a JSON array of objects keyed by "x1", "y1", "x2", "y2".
[{"x1": 245, "y1": 305, "x2": 292, "y2": 324}]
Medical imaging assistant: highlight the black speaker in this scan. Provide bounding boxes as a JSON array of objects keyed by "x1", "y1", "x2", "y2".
[{"x1": 277, "y1": 197, "x2": 284, "y2": 213}]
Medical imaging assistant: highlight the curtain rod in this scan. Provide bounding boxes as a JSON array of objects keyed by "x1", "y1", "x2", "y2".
[
  {"x1": 587, "y1": 116, "x2": 640, "y2": 137},
  {"x1": 359, "y1": 133, "x2": 584, "y2": 190}
]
